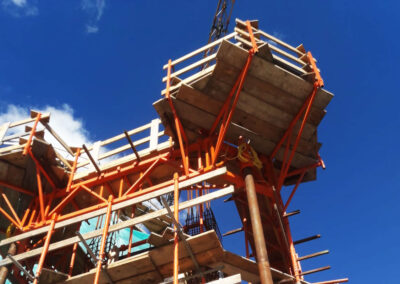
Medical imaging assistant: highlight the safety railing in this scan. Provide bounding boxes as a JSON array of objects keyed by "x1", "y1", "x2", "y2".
[
  {"x1": 0, "y1": 111, "x2": 172, "y2": 178},
  {"x1": 161, "y1": 18, "x2": 316, "y2": 96},
  {"x1": 74, "y1": 118, "x2": 172, "y2": 179}
]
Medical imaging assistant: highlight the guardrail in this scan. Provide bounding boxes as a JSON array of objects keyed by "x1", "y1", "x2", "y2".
[
  {"x1": 0, "y1": 111, "x2": 172, "y2": 178},
  {"x1": 161, "y1": 18, "x2": 315, "y2": 96}
]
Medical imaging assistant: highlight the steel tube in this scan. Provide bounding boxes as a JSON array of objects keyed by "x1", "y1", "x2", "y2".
[
  {"x1": 173, "y1": 172, "x2": 179, "y2": 284},
  {"x1": 243, "y1": 167, "x2": 273, "y2": 284},
  {"x1": 33, "y1": 214, "x2": 57, "y2": 284},
  {"x1": 94, "y1": 195, "x2": 113, "y2": 284}
]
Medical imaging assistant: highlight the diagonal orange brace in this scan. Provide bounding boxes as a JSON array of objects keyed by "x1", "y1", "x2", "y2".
[{"x1": 23, "y1": 112, "x2": 41, "y2": 156}]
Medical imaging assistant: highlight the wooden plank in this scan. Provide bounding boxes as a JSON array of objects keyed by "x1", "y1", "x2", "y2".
[
  {"x1": 216, "y1": 40, "x2": 333, "y2": 110},
  {"x1": 148, "y1": 232, "x2": 170, "y2": 247},
  {"x1": 257, "y1": 42, "x2": 274, "y2": 62},
  {"x1": 0, "y1": 187, "x2": 233, "y2": 267},
  {"x1": 161, "y1": 65, "x2": 214, "y2": 95},
  {"x1": 38, "y1": 268, "x2": 68, "y2": 284},
  {"x1": 234, "y1": 26, "x2": 306, "y2": 66},
  {"x1": 154, "y1": 98, "x2": 317, "y2": 168},
  {"x1": 41, "y1": 121, "x2": 74, "y2": 156},
  {"x1": 203, "y1": 67, "x2": 326, "y2": 127},
  {"x1": 0, "y1": 167, "x2": 228, "y2": 248},
  {"x1": 0, "y1": 122, "x2": 10, "y2": 144},
  {"x1": 100, "y1": 122, "x2": 152, "y2": 147},
  {"x1": 163, "y1": 32, "x2": 236, "y2": 69},
  {"x1": 73, "y1": 140, "x2": 171, "y2": 180},
  {"x1": 2, "y1": 131, "x2": 31, "y2": 143},
  {"x1": 8, "y1": 113, "x2": 50, "y2": 128},
  {"x1": 162, "y1": 53, "x2": 217, "y2": 83},
  {"x1": 209, "y1": 60, "x2": 317, "y2": 140},
  {"x1": 235, "y1": 18, "x2": 305, "y2": 57},
  {"x1": 77, "y1": 132, "x2": 165, "y2": 168},
  {"x1": 0, "y1": 144, "x2": 25, "y2": 154},
  {"x1": 63, "y1": 230, "x2": 223, "y2": 284},
  {"x1": 177, "y1": 84, "x2": 317, "y2": 156},
  {"x1": 149, "y1": 119, "x2": 160, "y2": 152}
]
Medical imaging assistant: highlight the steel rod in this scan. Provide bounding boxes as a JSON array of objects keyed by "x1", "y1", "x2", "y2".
[
  {"x1": 283, "y1": 210, "x2": 300, "y2": 218},
  {"x1": 124, "y1": 130, "x2": 141, "y2": 161},
  {"x1": 222, "y1": 227, "x2": 243, "y2": 237},
  {"x1": 33, "y1": 214, "x2": 57, "y2": 284},
  {"x1": 300, "y1": 265, "x2": 330, "y2": 276},
  {"x1": 94, "y1": 195, "x2": 113, "y2": 284},
  {"x1": 173, "y1": 172, "x2": 179, "y2": 284},
  {"x1": 75, "y1": 232, "x2": 98, "y2": 265},
  {"x1": 5, "y1": 252, "x2": 34, "y2": 282},
  {"x1": 82, "y1": 144, "x2": 101, "y2": 174},
  {"x1": 293, "y1": 234, "x2": 321, "y2": 245},
  {"x1": 298, "y1": 250, "x2": 329, "y2": 261}
]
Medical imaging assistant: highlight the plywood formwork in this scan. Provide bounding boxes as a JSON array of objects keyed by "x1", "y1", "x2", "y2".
[
  {"x1": 154, "y1": 19, "x2": 333, "y2": 185},
  {"x1": 0, "y1": 18, "x2": 346, "y2": 284}
]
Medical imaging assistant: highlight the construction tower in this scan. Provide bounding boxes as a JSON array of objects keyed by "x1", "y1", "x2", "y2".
[{"x1": 0, "y1": 19, "x2": 347, "y2": 284}]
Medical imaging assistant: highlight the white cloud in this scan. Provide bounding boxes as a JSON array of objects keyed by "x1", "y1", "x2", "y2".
[
  {"x1": 81, "y1": 0, "x2": 106, "y2": 34},
  {"x1": 1, "y1": 0, "x2": 38, "y2": 17},
  {"x1": 11, "y1": 0, "x2": 26, "y2": 7},
  {"x1": 86, "y1": 25, "x2": 99, "y2": 34},
  {"x1": 0, "y1": 104, "x2": 92, "y2": 157}
]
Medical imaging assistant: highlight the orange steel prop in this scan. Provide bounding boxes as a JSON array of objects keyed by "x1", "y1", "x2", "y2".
[
  {"x1": 94, "y1": 195, "x2": 113, "y2": 284},
  {"x1": 283, "y1": 171, "x2": 306, "y2": 212},
  {"x1": 20, "y1": 200, "x2": 33, "y2": 228},
  {"x1": 35, "y1": 159, "x2": 46, "y2": 223},
  {"x1": 0, "y1": 181, "x2": 34, "y2": 196},
  {"x1": 29, "y1": 148, "x2": 57, "y2": 190},
  {"x1": 277, "y1": 82, "x2": 319, "y2": 189},
  {"x1": 0, "y1": 192, "x2": 21, "y2": 227},
  {"x1": 0, "y1": 203, "x2": 21, "y2": 229},
  {"x1": 127, "y1": 205, "x2": 136, "y2": 257},
  {"x1": 23, "y1": 112, "x2": 41, "y2": 156},
  {"x1": 68, "y1": 242, "x2": 78, "y2": 277},
  {"x1": 173, "y1": 172, "x2": 179, "y2": 284},
  {"x1": 165, "y1": 60, "x2": 190, "y2": 176},
  {"x1": 210, "y1": 21, "x2": 258, "y2": 166},
  {"x1": 66, "y1": 148, "x2": 81, "y2": 193},
  {"x1": 124, "y1": 158, "x2": 160, "y2": 196},
  {"x1": 33, "y1": 213, "x2": 57, "y2": 284}
]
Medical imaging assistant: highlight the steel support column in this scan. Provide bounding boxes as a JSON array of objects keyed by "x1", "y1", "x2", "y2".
[{"x1": 243, "y1": 167, "x2": 273, "y2": 284}]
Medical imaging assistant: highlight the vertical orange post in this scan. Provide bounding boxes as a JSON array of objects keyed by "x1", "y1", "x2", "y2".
[
  {"x1": 243, "y1": 218, "x2": 250, "y2": 258},
  {"x1": 33, "y1": 213, "x2": 57, "y2": 284},
  {"x1": 199, "y1": 189, "x2": 204, "y2": 233},
  {"x1": 68, "y1": 242, "x2": 78, "y2": 277},
  {"x1": 23, "y1": 113, "x2": 41, "y2": 156},
  {"x1": 173, "y1": 172, "x2": 179, "y2": 284},
  {"x1": 165, "y1": 60, "x2": 189, "y2": 176},
  {"x1": 94, "y1": 195, "x2": 113, "y2": 284},
  {"x1": 66, "y1": 148, "x2": 81, "y2": 193},
  {"x1": 35, "y1": 165, "x2": 46, "y2": 223},
  {"x1": 127, "y1": 205, "x2": 135, "y2": 257}
]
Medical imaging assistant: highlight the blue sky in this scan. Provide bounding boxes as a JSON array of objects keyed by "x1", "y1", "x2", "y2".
[{"x1": 1, "y1": 1, "x2": 399, "y2": 283}]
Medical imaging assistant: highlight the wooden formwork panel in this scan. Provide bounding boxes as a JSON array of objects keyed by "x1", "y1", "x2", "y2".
[{"x1": 154, "y1": 39, "x2": 333, "y2": 182}]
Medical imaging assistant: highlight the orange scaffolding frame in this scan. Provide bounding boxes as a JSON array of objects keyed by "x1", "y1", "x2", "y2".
[{"x1": 0, "y1": 20, "x2": 348, "y2": 284}]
